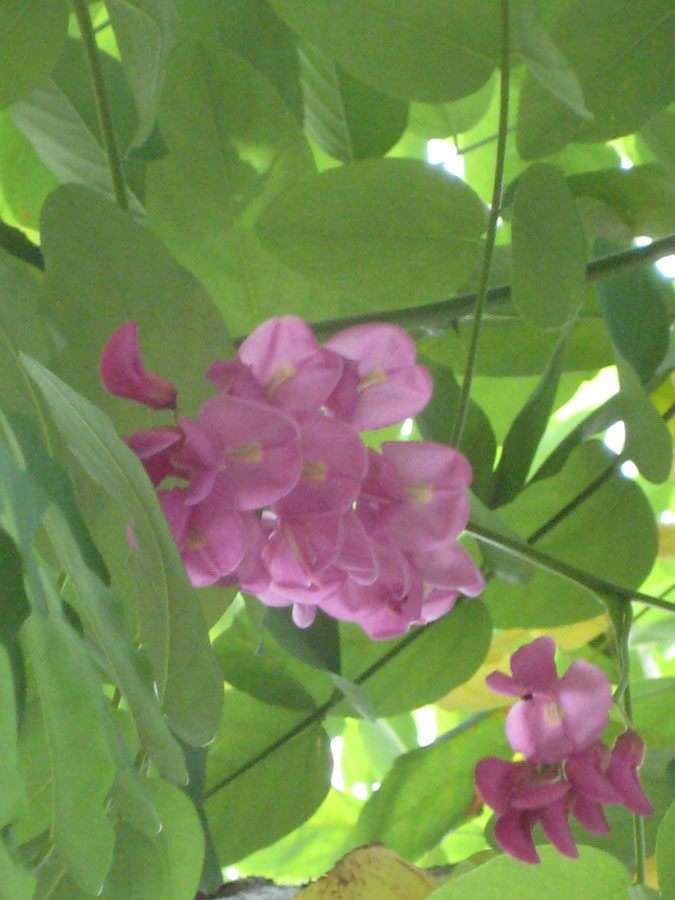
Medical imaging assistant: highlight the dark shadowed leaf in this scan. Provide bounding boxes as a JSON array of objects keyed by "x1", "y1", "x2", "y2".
[
  {"x1": 658, "y1": 799, "x2": 675, "y2": 900},
  {"x1": 0, "y1": 529, "x2": 29, "y2": 648},
  {"x1": 417, "y1": 359, "x2": 496, "y2": 502},
  {"x1": 408, "y1": 74, "x2": 495, "y2": 139},
  {"x1": 0, "y1": 643, "x2": 24, "y2": 827},
  {"x1": 490, "y1": 331, "x2": 568, "y2": 507},
  {"x1": 299, "y1": 41, "x2": 408, "y2": 163},
  {"x1": 264, "y1": 605, "x2": 341, "y2": 675}
]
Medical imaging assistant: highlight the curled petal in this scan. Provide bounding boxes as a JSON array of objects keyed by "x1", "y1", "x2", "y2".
[
  {"x1": 571, "y1": 793, "x2": 610, "y2": 835},
  {"x1": 565, "y1": 744, "x2": 623, "y2": 805},
  {"x1": 292, "y1": 603, "x2": 318, "y2": 628},
  {"x1": 101, "y1": 321, "x2": 177, "y2": 409},
  {"x1": 606, "y1": 731, "x2": 654, "y2": 816},
  {"x1": 505, "y1": 697, "x2": 574, "y2": 765},
  {"x1": 494, "y1": 809, "x2": 540, "y2": 864},
  {"x1": 538, "y1": 798, "x2": 578, "y2": 859},
  {"x1": 485, "y1": 671, "x2": 523, "y2": 698},
  {"x1": 413, "y1": 540, "x2": 485, "y2": 597},
  {"x1": 475, "y1": 758, "x2": 520, "y2": 815}
]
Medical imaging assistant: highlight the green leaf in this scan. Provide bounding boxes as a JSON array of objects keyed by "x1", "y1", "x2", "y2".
[
  {"x1": 146, "y1": 40, "x2": 315, "y2": 335},
  {"x1": 517, "y1": 0, "x2": 675, "y2": 159},
  {"x1": 5, "y1": 411, "x2": 109, "y2": 585},
  {"x1": 0, "y1": 252, "x2": 54, "y2": 424},
  {"x1": 0, "y1": 643, "x2": 25, "y2": 827},
  {"x1": 352, "y1": 713, "x2": 505, "y2": 858},
  {"x1": 330, "y1": 674, "x2": 377, "y2": 722},
  {"x1": 481, "y1": 441, "x2": 656, "y2": 626},
  {"x1": 335, "y1": 599, "x2": 492, "y2": 718},
  {"x1": 264, "y1": 605, "x2": 341, "y2": 675},
  {"x1": 25, "y1": 609, "x2": 116, "y2": 894},
  {"x1": 267, "y1": 0, "x2": 498, "y2": 102},
  {"x1": 11, "y1": 39, "x2": 143, "y2": 211},
  {"x1": 641, "y1": 109, "x2": 675, "y2": 182},
  {"x1": 568, "y1": 164, "x2": 675, "y2": 239},
  {"x1": 22, "y1": 356, "x2": 223, "y2": 746},
  {"x1": 416, "y1": 359, "x2": 496, "y2": 502},
  {"x1": 101, "y1": 705, "x2": 163, "y2": 839},
  {"x1": 408, "y1": 73, "x2": 495, "y2": 139},
  {"x1": 0, "y1": 839, "x2": 35, "y2": 900},
  {"x1": 256, "y1": 158, "x2": 486, "y2": 312},
  {"x1": 38, "y1": 184, "x2": 231, "y2": 423},
  {"x1": 517, "y1": 2, "x2": 591, "y2": 119},
  {"x1": 428, "y1": 846, "x2": 630, "y2": 900},
  {"x1": 468, "y1": 492, "x2": 534, "y2": 584},
  {"x1": 511, "y1": 164, "x2": 586, "y2": 330},
  {"x1": 145, "y1": 779, "x2": 205, "y2": 900},
  {"x1": 0, "y1": 0, "x2": 68, "y2": 108},
  {"x1": 104, "y1": 821, "x2": 167, "y2": 900},
  {"x1": 214, "y1": 609, "x2": 333, "y2": 711},
  {"x1": 490, "y1": 331, "x2": 568, "y2": 507},
  {"x1": 45, "y1": 504, "x2": 188, "y2": 784},
  {"x1": 657, "y1": 799, "x2": 675, "y2": 900},
  {"x1": 615, "y1": 353, "x2": 673, "y2": 484},
  {"x1": 106, "y1": 0, "x2": 180, "y2": 148},
  {"x1": 596, "y1": 243, "x2": 670, "y2": 384},
  {"x1": 0, "y1": 528, "x2": 29, "y2": 648},
  {"x1": 0, "y1": 111, "x2": 58, "y2": 230},
  {"x1": 299, "y1": 41, "x2": 408, "y2": 163},
  {"x1": 204, "y1": 690, "x2": 332, "y2": 864}
]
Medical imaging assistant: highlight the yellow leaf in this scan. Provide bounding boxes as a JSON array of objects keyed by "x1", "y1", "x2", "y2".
[{"x1": 295, "y1": 845, "x2": 437, "y2": 900}]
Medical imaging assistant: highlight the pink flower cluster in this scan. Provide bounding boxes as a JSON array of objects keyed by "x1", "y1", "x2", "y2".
[
  {"x1": 100, "y1": 317, "x2": 485, "y2": 639},
  {"x1": 475, "y1": 637, "x2": 653, "y2": 863}
]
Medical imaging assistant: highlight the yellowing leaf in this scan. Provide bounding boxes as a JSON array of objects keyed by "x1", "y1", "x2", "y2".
[
  {"x1": 438, "y1": 617, "x2": 608, "y2": 711},
  {"x1": 295, "y1": 845, "x2": 437, "y2": 900}
]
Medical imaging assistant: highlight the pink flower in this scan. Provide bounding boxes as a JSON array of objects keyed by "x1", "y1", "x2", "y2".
[
  {"x1": 324, "y1": 323, "x2": 433, "y2": 430},
  {"x1": 159, "y1": 486, "x2": 246, "y2": 587},
  {"x1": 486, "y1": 636, "x2": 612, "y2": 764},
  {"x1": 236, "y1": 316, "x2": 343, "y2": 415},
  {"x1": 124, "y1": 426, "x2": 184, "y2": 486},
  {"x1": 100, "y1": 321, "x2": 177, "y2": 409},
  {"x1": 176, "y1": 394, "x2": 303, "y2": 510}
]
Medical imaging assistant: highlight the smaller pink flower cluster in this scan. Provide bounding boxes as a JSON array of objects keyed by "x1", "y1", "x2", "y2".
[
  {"x1": 475, "y1": 637, "x2": 653, "y2": 863},
  {"x1": 100, "y1": 316, "x2": 485, "y2": 639}
]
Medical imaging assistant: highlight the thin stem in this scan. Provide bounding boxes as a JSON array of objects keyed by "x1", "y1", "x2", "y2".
[
  {"x1": 465, "y1": 520, "x2": 675, "y2": 613},
  {"x1": 456, "y1": 126, "x2": 516, "y2": 156},
  {"x1": 623, "y1": 685, "x2": 647, "y2": 887},
  {"x1": 71, "y1": 0, "x2": 128, "y2": 211},
  {"x1": 308, "y1": 233, "x2": 675, "y2": 342},
  {"x1": 451, "y1": 0, "x2": 510, "y2": 447}
]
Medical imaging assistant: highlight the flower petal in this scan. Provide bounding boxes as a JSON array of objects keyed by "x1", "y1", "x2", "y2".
[
  {"x1": 538, "y1": 798, "x2": 578, "y2": 859},
  {"x1": 101, "y1": 321, "x2": 177, "y2": 409},
  {"x1": 494, "y1": 810, "x2": 540, "y2": 864},
  {"x1": 557, "y1": 659, "x2": 612, "y2": 751},
  {"x1": 509, "y1": 636, "x2": 558, "y2": 694}
]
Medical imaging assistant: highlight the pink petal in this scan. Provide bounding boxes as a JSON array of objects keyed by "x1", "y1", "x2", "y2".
[
  {"x1": 565, "y1": 744, "x2": 624, "y2": 805},
  {"x1": 557, "y1": 659, "x2": 612, "y2": 751},
  {"x1": 334, "y1": 511, "x2": 379, "y2": 585},
  {"x1": 382, "y1": 441, "x2": 473, "y2": 490},
  {"x1": 509, "y1": 636, "x2": 558, "y2": 694},
  {"x1": 325, "y1": 324, "x2": 433, "y2": 429},
  {"x1": 538, "y1": 798, "x2": 578, "y2": 858},
  {"x1": 606, "y1": 731, "x2": 654, "y2": 816},
  {"x1": 100, "y1": 321, "x2": 177, "y2": 409},
  {"x1": 417, "y1": 588, "x2": 457, "y2": 624},
  {"x1": 505, "y1": 698, "x2": 575, "y2": 764},
  {"x1": 570, "y1": 793, "x2": 610, "y2": 835},
  {"x1": 197, "y1": 394, "x2": 303, "y2": 510},
  {"x1": 292, "y1": 603, "x2": 318, "y2": 628},
  {"x1": 231, "y1": 512, "x2": 271, "y2": 595},
  {"x1": 124, "y1": 426, "x2": 183, "y2": 486},
  {"x1": 511, "y1": 774, "x2": 570, "y2": 811},
  {"x1": 268, "y1": 348, "x2": 343, "y2": 415},
  {"x1": 412, "y1": 540, "x2": 485, "y2": 597},
  {"x1": 239, "y1": 316, "x2": 320, "y2": 383},
  {"x1": 275, "y1": 416, "x2": 368, "y2": 517},
  {"x1": 205, "y1": 359, "x2": 265, "y2": 402},
  {"x1": 494, "y1": 810, "x2": 540, "y2": 864},
  {"x1": 485, "y1": 671, "x2": 523, "y2": 697},
  {"x1": 475, "y1": 758, "x2": 520, "y2": 815},
  {"x1": 264, "y1": 514, "x2": 343, "y2": 590}
]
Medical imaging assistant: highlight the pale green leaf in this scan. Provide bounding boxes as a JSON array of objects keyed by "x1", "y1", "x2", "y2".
[{"x1": 0, "y1": 0, "x2": 68, "y2": 108}]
